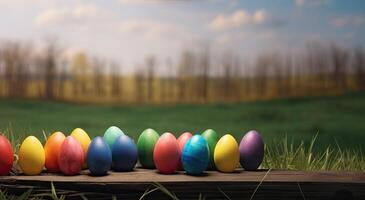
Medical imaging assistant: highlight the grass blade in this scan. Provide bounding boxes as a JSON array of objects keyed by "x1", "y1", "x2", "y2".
[{"x1": 249, "y1": 168, "x2": 271, "y2": 200}]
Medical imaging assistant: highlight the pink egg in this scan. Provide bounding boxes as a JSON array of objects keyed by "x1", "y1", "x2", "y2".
[
  {"x1": 58, "y1": 136, "x2": 84, "y2": 175},
  {"x1": 177, "y1": 132, "x2": 192, "y2": 170}
]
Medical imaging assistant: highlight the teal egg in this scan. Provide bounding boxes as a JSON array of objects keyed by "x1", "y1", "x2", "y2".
[
  {"x1": 181, "y1": 135, "x2": 209, "y2": 175},
  {"x1": 103, "y1": 126, "x2": 125, "y2": 150}
]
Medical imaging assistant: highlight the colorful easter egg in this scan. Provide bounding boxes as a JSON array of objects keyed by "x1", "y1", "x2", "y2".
[
  {"x1": 214, "y1": 134, "x2": 239, "y2": 173},
  {"x1": 18, "y1": 136, "x2": 45, "y2": 175},
  {"x1": 181, "y1": 135, "x2": 209, "y2": 175},
  {"x1": 70, "y1": 128, "x2": 91, "y2": 156},
  {"x1": 202, "y1": 129, "x2": 219, "y2": 169},
  {"x1": 71, "y1": 128, "x2": 91, "y2": 168},
  {"x1": 239, "y1": 130, "x2": 264, "y2": 171},
  {"x1": 137, "y1": 128, "x2": 159, "y2": 168},
  {"x1": 58, "y1": 136, "x2": 84, "y2": 175},
  {"x1": 87, "y1": 137, "x2": 112, "y2": 176},
  {"x1": 44, "y1": 132, "x2": 65, "y2": 172},
  {"x1": 112, "y1": 135, "x2": 138, "y2": 172},
  {"x1": 177, "y1": 132, "x2": 192, "y2": 170},
  {"x1": 0, "y1": 135, "x2": 14, "y2": 176},
  {"x1": 103, "y1": 126, "x2": 125, "y2": 150},
  {"x1": 153, "y1": 132, "x2": 179, "y2": 174}
]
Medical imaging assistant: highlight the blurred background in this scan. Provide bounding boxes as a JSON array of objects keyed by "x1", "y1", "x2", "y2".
[{"x1": 0, "y1": 0, "x2": 364, "y2": 150}]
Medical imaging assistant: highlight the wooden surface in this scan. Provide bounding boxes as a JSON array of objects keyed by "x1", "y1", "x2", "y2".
[{"x1": 1, "y1": 168, "x2": 364, "y2": 199}]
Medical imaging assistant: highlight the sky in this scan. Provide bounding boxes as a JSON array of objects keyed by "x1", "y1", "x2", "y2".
[{"x1": 0, "y1": 0, "x2": 364, "y2": 73}]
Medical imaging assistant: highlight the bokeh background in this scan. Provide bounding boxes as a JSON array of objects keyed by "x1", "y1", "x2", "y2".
[{"x1": 0, "y1": 0, "x2": 364, "y2": 151}]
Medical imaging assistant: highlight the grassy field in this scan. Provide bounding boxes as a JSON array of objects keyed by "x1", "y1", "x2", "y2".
[
  {"x1": 0, "y1": 92, "x2": 365, "y2": 152},
  {"x1": 1, "y1": 93, "x2": 365, "y2": 199}
]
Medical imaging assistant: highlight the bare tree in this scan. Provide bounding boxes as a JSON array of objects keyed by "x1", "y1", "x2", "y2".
[
  {"x1": 354, "y1": 47, "x2": 365, "y2": 90},
  {"x1": 43, "y1": 40, "x2": 58, "y2": 99},
  {"x1": 134, "y1": 66, "x2": 144, "y2": 104},
  {"x1": 199, "y1": 45, "x2": 210, "y2": 102},
  {"x1": 330, "y1": 45, "x2": 349, "y2": 92},
  {"x1": 177, "y1": 50, "x2": 195, "y2": 102},
  {"x1": 57, "y1": 59, "x2": 68, "y2": 99},
  {"x1": 111, "y1": 62, "x2": 123, "y2": 99},
  {"x1": 1, "y1": 41, "x2": 32, "y2": 98},
  {"x1": 222, "y1": 51, "x2": 233, "y2": 101},
  {"x1": 255, "y1": 54, "x2": 271, "y2": 97},
  {"x1": 92, "y1": 58, "x2": 105, "y2": 97},
  {"x1": 71, "y1": 52, "x2": 91, "y2": 97},
  {"x1": 145, "y1": 56, "x2": 156, "y2": 103}
]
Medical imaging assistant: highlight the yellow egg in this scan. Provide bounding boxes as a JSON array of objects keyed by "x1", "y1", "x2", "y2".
[
  {"x1": 18, "y1": 136, "x2": 45, "y2": 175},
  {"x1": 70, "y1": 128, "x2": 91, "y2": 168},
  {"x1": 70, "y1": 128, "x2": 91, "y2": 154},
  {"x1": 214, "y1": 134, "x2": 240, "y2": 173}
]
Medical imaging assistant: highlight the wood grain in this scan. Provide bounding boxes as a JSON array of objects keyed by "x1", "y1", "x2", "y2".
[{"x1": 0, "y1": 168, "x2": 364, "y2": 200}]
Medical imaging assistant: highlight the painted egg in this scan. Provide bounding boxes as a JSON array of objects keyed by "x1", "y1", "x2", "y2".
[
  {"x1": 112, "y1": 135, "x2": 138, "y2": 172},
  {"x1": 0, "y1": 135, "x2": 14, "y2": 176},
  {"x1": 44, "y1": 132, "x2": 65, "y2": 172},
  {"x1": 58, "y1": 136, "x2": 84, "y2": 175},
  {"x1": 18, "y1": 136, "x2": 45, "y2": 175},
  {"x1": 70, "y1": 128, "x2": 91, "y2": 168},
  {"x1": 87, "y1": 137, "x2": 112, "y2": 176},
  {"x1": 181, "y1": 135, "x2": 209, "y2": 175},
  {"x1": 103, "y1": 126, "x2": 125, "y2": 150},
  {"x1": 137, "y1": 128, "x2": 159, "y2": 168},
  {"x1": 70, "y1": 128, "x2": 91, "y2": 156},
  {"x1": 214, "y1": 134, "x2": 239, "y2": 173},
  {"x1": 153, "y1": 132, "x2": 179, "y2": 174},
  {"x1": 177, "y1": 132, "x2": 192, "y2": 170},
  {"x1": 202, "y1": 129, "x2": 219, "y2": 169},
  {"x1": 239, "y1": 130, "x2": 264, "y2": 171}
]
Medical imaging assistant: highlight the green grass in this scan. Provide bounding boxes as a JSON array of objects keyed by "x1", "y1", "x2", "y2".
[
  {"x1": 1, "y1": 92, "x2": 365, "y2": 151},
  {"x1": 1, "y1": 132, "x2": 363, "y2": 199},
  {"x1": 0, "y1": 92, "x2": 364, "y2": 172}
]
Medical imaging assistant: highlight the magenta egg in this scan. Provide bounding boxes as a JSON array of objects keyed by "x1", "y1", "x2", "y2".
[{"x1": 58, "y1": 136, "x2": 84, "y2": 175}]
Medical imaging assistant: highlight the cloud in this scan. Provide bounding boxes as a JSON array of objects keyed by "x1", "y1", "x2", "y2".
[
  {"x1": 34, "y1": 3, "x2": 108, "y2": 26},
  {"x1": 116, "y1": 19, "x2": 194, "y2": 40},
  {"x1": 295, "y1": 0, "x2": 330, "y2": 6},
  {"x1": 209, "y1": 9, "x2": 267, "y2": 31},
  {"x1": 331, "y1": 16, "x2": 365, "y2": 28},
  {"x1": 0, "y1": 0, "x2": 49, "y2": 6},
  {"x1": 253, "y1": 10, "x2": 266, "y2": 24},
  {"x1": 116, "y1": 0, "x2": 193, "y2": 5}
]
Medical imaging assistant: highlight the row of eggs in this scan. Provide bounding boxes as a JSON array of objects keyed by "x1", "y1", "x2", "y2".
[{"x1": 0, "y1": 127, "x2": 264, "y2": 176}]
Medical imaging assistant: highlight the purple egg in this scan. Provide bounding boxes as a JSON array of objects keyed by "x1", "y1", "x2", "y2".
[{"x1": 239, "y1": 130, "x2": 264, "y2": 171}]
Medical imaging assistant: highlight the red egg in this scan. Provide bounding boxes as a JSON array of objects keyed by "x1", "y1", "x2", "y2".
[
  {"x1": 153, "y1": 132, "x2": 179, "y2": 174},
  {"x1": 58, "y1": 136, "x2": 84, "y2": 175},
  {"x1": 0, "y1": 135, "x2": 13, "y2": 176},
  {"x1": 177, "y1": 132, "x2": 192, "y2": 170}
]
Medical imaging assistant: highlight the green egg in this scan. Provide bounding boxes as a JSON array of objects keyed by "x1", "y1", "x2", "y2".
[
  {"x1": 103, "y1": 126, "x2": 125, "y2": 150},
  {"x1": 137, "y1": 128, "x2": 160, "y2": 168},
  {"x1": 202, "y1": 129, "x2": 219, "y2": 169}
]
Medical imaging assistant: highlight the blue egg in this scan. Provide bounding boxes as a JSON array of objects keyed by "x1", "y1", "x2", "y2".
[
  {"x1": 87, "y1": 137, "x2": 112, "y2": 176},
  {"x1": 112, "y1": 135, "x2": 138, "y2": 171},
  {"x1": 181, "y1": 135, "x2": 209, "y2": 175}
]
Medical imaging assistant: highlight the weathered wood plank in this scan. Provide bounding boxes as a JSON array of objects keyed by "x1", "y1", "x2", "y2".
[
  {"x1": 0, "y1": 169, "x2": 364, "y2": 200},
  {"x1": 1, "y1": 168, "x2": 364, "y2": 183}
]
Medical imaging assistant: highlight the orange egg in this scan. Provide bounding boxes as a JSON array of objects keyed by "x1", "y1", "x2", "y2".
[{"x1": 44, "y1": 132, "x2": 65, "y2": 172}]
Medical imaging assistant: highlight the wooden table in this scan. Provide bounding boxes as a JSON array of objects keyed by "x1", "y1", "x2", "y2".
[{"x1": 1, "y1": 168, "x2": 364, "y2": 199}]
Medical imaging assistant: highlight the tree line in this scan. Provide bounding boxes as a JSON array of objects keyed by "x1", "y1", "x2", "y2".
[{"x1": 0, "y1": 40, "x2": 364, "y2": 104}]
